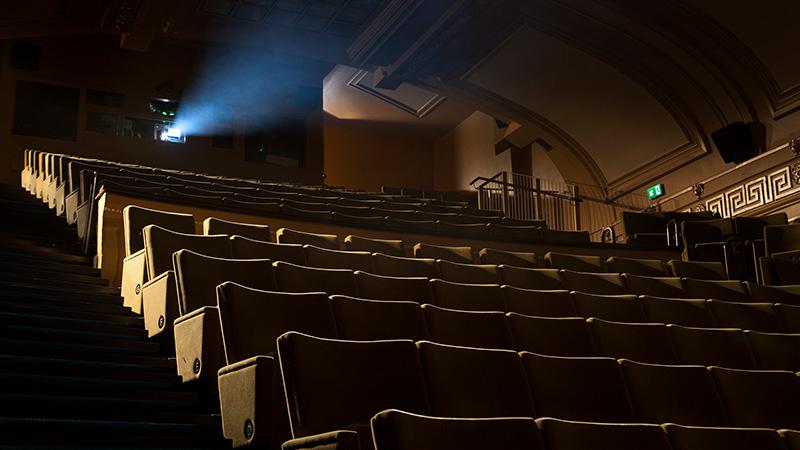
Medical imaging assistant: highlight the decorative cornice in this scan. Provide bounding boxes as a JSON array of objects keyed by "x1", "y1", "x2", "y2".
[{"x1": 346, "y1": 69, "x2": 446, "y2": 118}]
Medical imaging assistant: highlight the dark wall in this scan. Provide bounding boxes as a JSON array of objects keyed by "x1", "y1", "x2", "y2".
[{"x1": 0, "y1": 36, "x2": 324, "y2": 185}]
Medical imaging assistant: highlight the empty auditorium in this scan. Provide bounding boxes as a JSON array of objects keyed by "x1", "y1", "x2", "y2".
[{"x1": 4, "y1": 0, "x2": 800, "y2": 449}]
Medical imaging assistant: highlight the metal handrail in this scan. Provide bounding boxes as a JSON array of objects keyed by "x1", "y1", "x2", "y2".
[{"x1": 469, "y1": 175, "x2": 581, "y2": 203}]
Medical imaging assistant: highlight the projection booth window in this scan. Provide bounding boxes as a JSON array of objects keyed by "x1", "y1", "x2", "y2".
[{"x1": 13, "y1": 80, "x2": 80, "y2": 141}]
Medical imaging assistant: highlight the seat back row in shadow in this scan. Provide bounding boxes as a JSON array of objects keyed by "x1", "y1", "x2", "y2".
[
  {"x1": 369, "y1": 409, "x2": 800, "y2": 450},
  {"x1": 226, "y1": 327, "x2": 800, "y2": 449}
]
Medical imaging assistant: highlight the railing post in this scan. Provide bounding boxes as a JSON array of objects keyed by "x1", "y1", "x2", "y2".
[
  {"x1": 572, "y1": 185, "x2": 581, "y2": 231},
  {"x1": 501, "y1": 171, "x2": 510, "y2": 216},
  {"x1": 535, "y1": 177, "x2": 543, "y2": 220}
]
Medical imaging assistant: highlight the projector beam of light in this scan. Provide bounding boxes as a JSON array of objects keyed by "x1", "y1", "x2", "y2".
[{"x1": 174, "y1": 44, "x2": 310, "y2": 137}]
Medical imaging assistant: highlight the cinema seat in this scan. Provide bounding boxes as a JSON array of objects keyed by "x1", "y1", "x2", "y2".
[
  {"x1": 707, "y1": 300, "x2": 784, "y2": 332},
  {"x1": 747, "y1": 282, "x2": 800, "y2": 306},
  {"x1": 121, "y1": 205, "x2": 195, "y2": 313},
  {"x1": 417, "y1": 341, "x2": 534, "y2": 417},
  {"x1": 487, "y1": 224, "x2": 541, "y2": 242},
  {"x1": 479, "y1": 248, "x2": 537, "y2": 268},
  {"x1": 331, "y1": 295, "x2": 428, "y2": 341},
  {"x1": 508, "y1": 314, "x2": 596, "y2": 357},
  {"x1": 561, "y1": 271, "x2": 627, "y2": 295},
  {"x1": 498, "y1": 266, "x2": 564, "y2": 290},
  {"x1": 710, "y1": 366, "x2": 800, "y2": 429},
  {"x1": 545, "y1": 252, "x2": 605, "y2": 272},
  {"x1": 536, "y1": 418, "x2": 672, "y2": 450},
  {"x1": 421, "y1": 304, "x2": 513, "y2": 349},
  {"x1": 140, "y1": 226, "x2": 231, "y2": 336},
  {"x1": 370, "y1": 409, "x2": 545, "y2": 450},
  {"x1": 745, "y1": 330, "x2": 800, "y2": 371},
  {"x1": 435, "y1": 260, "x2": 499, "y2": 284},
  {"x1": 668, "y1": 324, "x2": 755, "y2": 369},
  {"x1": 765, "y1": 223, "x2": 800, "y2": 284},
  {"x1": 572, "y1": 292, "x2": 646, "y2": 322},
  {"x1": 277, "y1": 333, "x2": 429, "y2": 448},
  {"x1": 373, "y1": 253, "x2": 438, "y2": 278},
  {"x1": 681, "y1": 218, "x2": 735, "y2": 263},
  {"x1": 216, "y1": 284, "x2": 337, "y2": 448},
  {"x1": 274, "y1": 261, "x2": 357, "y2": 296},
  {"x1": 778, "y1": 303, "x2": 800, "y2": 332},
  {"x1": 522, "y1": 353, "x2": 635, "y2": 422},
  {"x1": 344, "y1": 235, "x2": 405, "y2": 256},
  {"x1": 623, "y1": 274, "x2": 686, "y2": 298},
  {"x1": 217, "y1": 282, "x2": 334, "y2": 363},
  {"x1": 413, "y1": 243, "x2": 473, "y2": 264},
  {"x1": 620, "y1": 359, "x2": 726, "y2": 426},
  {"x1": 640, "y1": 296, "x2": 713, "y2": 328},
  {"x1": 229, "y1": 235, "x2": 306, "y2": 265},
  {"x1": 172, "y1": 250, "x2": 275, "y2": 387},
  {"x1": 501, "y1": 286, "x2": 575, "y2": 317},
  {"x1": 664, "y1": 424, "x2": 788, "y2": 450},
  {"x1": 668, "y1": 260, "x2": 727, "y2": 280},
  {"x1": 202, "y1": 216, "x2": 270, "y2": 242},
  {"x1": 684, "y1": 279, "x2": 751, "y2": 301},
  {"x1": 355, "y1": 272, "x2": 434, "y2": 303},
  {"x1": 782, "y1": 430, "x2": 800, "y2": 450},
  {"x1": 589, "y1": 319, "x2": 678, "y2": 364},
  {"x1": 605, "y1": 256, "x2": 666, "y2": 276},
  {"x1": 540, "y1": 229, "x2": 591, "y2": 245},
  {"x1": 276, "y1": 227, "x2": 339, "y2": 249},
  {"x1": 303, "y1": 245, "x2": 375, "y2": 272},
  {"x1": 430, "y1": 279, "x2": 505, "y2": 311}
]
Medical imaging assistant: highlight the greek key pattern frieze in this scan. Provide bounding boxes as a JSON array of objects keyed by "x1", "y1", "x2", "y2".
[{"x1": 693, "y1": 165, "x2": 800, "y2": 217}]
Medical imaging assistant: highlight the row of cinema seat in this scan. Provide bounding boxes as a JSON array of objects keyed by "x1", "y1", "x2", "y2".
[
  {"x1": 679, "y1": 213, "x2": 789, "y2": 283},
  {"x1": 120, "y1": 208, "x2": 800, "y2": 312},
  {"x1": 218, "y1": 328, "x2": 800, "y2": 449},
  {"x1": 116, "y1": 219, "x2": 800, "y2": 448},
  {"x1": 23, "y1": 150, "x2": 601, "y2": 245},
  {"x1": 761, "y1": 222, "x2": 800, "y2": 285},
  {"x1": 212, "y1": 282, "x2": 800, "y2": 370},
  {"x1": 370, "y1": 409, "x2": 800, "y2": 450},
  {"x1": 620, "y1": 210, "x2": 718, "y2": 247},
  {"x1": 121, "y1": 212, "x2": 800, "y2": 336},
  {"x1": 149, "y1": 245, "x2": 800, "y2": 408},
  {"x1": 26, "y1": 153, "x2": 800, "y2": 450}
]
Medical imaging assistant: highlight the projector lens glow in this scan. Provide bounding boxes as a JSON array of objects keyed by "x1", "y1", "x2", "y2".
[{"x1": 155, "y1": 124, "x2": 186, "y2": 143}]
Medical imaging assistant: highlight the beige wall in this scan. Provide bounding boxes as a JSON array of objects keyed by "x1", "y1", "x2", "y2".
[
  {"x1": 323, "y1": 114, "x2": 435, "y2": 192},
  {"x1": 0, "y1": 36, "x2": 324, "y2": 186},
  {"x1": 433, "y1": 111, "x2": 512, "y2": 191}
]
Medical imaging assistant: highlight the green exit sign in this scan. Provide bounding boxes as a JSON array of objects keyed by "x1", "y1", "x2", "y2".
[{"x1": 647, "y1": 183, "x2": 665, "y2": 200}]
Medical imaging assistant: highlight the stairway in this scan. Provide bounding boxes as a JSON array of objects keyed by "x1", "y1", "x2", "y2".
[{"x1": 0, "y1": 184, "x2": 229, "y2": 449}]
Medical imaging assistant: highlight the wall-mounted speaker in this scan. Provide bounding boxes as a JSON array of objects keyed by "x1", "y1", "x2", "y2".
[{"x1": 711, "y1": 121, "x2": 766, "y2": 164}]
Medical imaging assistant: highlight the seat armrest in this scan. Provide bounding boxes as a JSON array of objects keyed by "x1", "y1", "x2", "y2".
[
  {"x1": 175, "y1": 306, "x2": 217, "y2": 325},
  {"x1": 141, "y1": 270, "x2": 178, "y2": 338},
  {"x1": 282, "y1": 430, "x2": 362, "y2": 450},
  {"x1": 174, "y1": 306, "x2": 223, "y2": 386},
  {"x1": 218, "y1": 356, "x2": 291, "y2": 449},
  {"x1": 121, "y1": 249, "x2": 147, "y2": 313}
]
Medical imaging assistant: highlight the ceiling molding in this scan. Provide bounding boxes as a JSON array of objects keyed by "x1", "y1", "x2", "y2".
[
  {"x1": 346, "y1": 69, "x2": 446, "y2": 118},
  {"x1": 668, "y1": 0, "x2": 800, "y2": 119}
]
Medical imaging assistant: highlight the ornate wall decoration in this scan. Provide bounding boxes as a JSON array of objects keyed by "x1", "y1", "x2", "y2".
[
  {"x1": 693, "y1": 164, "x2": 800, "y2": 217},
  {"x1": 791, "y1": 161, "x2": 800, "y2": 185},
  {"x1": 692, "y1": 183, "x2": 704, "y2": 198}
]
